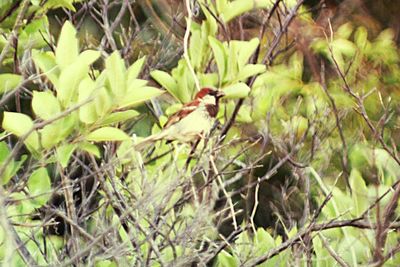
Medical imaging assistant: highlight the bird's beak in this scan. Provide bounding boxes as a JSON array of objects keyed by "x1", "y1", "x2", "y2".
[{"x1": 216, "y1": 91, "x2": 225, "y2": 99}]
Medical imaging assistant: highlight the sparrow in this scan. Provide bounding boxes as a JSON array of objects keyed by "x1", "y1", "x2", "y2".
[{"x1": 135, "y1": 88, "x2": 225, "y2": 150}]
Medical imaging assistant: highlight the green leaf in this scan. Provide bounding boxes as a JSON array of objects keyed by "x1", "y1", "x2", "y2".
[
  {"x1": 255, "y1": 228, "x2": 275, "y2": 254},
  {"x1": 77, "y1": 50, "x2": 101, "y2": 67},
  {"x1": 57, "y1": 51, "x2": 100, "y2": 107},
  {"x1": 215, "y1": 0, "x2": 228, "y2": 14},
  {"x1": 209, "y1": 37, "x2": 227, "y2": 84},
  {"x1": 336, "y1": 22, "x2": 353, "y2": 39},
  {"x1": 222, "y1": 82, "x2": 250, "y2": 99},
  {"x1": 354, "y1": 26, "x2": 368, "y2": 50},
  {"x1": 199, "y1": 73, "x2": 219, "y2": 88},
  {"x1": 349, "y1": 169, "x2": 368, "y2": 216},
  {"x1": 79, "y1": 142, "x2": 101, "y2": 158},
  {"x1": 0, "y1": 142, "x2": 9, "y2": 163},
  {"x1": 78, "y1": 78, "x2": 98, "y2": 124},
  {"x1": 56, "y1": 144, "x2": 77, "y2": 168},
  {"x1": 332, "y1": 39, "x2": 356, "y2": 57},
  {"x1": 127, "y1": 79, "x2": 148, "y2": 89},
  {"x1": 86, "y1": 127, "x2": 130, "y2": 142},
  {"x1": 44, "y1": 0, "x2": 76, "y2": 11},
  {"x1": 127, "y1": 56, "x2": 146, "y2": 84},
  {"x1": 150, "y1": 70, "x2": 179, "y2": 101},
  {"x1": 39, "y1": 123, "x2": 61, "y2": 149},
  {"x1": 94, "y1": 87, "x2": 112, "y2": 118},
  {"x1": 95, "y1": 259, "x2": 117, "y2": 267},
  {"x1": 216, "y1": 250, "x2": 239, "y2": 267},
  {"x1": 32, "y1": 50, "x2": 59, "y2": 87},
  {"x1": 58, "y1": 114, "x2": 78, "y2": 141},
  {"x1": 236, "y1": 64, "x2": 266, "y2": 82},
  {"x1": 27, "y1": 167, "x2": 51, "y2": 206},
  {"x1": 106, "y1": 51, "x2": 127, "y2": 97},
  {"x1": 32, "y1": 91, "x2": 61, "y2": 120},
  {"x1": 0, "y1": 142, "x2": 27, "y2": 185},
  {"x1": 237, "y1": 38, "x2": 259, "y2": 68},
  {"x1": 2, "y1": 155, "x2": 27, "y2": 185},
  {"x1": 100, "y1": 110, "x2": 140, "y2": 126},
  {"x1": 57, "y1": 60, "x2": 90, "y2": 107},
  {"x1": 119, "y1": 86, "x2": 164, "y2": 108},
  {"x1": 0, "y1": 74, "x2": 22, "y2": 94},
  {"x1": 2, "y1": 112, "x2": 39, "y2": 151},
  {"x1": 254, "y1": 0, "x2": 274, "y2": 8},
  {"x1": 189, "y1": 27, "x2": 203, "y2": 69},
  {"x1": 222, "y1": 0, "x2": 253, "y2": 22},
  {"x1": 55, "y1": 21, "x2": 78, "y2": 69},
  {"x1": 374, "y1": 148, "x2": 400, "y2": 182}
]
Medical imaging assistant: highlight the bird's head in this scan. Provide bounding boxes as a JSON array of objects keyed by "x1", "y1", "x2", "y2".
[{"x1": 195, "y1": 88, "x2": 225, "y2": 106}]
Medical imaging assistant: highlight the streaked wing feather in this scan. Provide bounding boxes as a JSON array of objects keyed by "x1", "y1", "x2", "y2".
[{"x1": 164, "y1": 100, "x2": 199, "y2": 127}]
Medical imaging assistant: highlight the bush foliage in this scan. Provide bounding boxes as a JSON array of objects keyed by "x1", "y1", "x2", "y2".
[{"x1": 0, "y1": 0, "x2": 400, "y2": 266}]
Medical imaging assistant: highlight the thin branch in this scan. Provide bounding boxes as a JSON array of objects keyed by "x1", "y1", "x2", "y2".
[{"x1": 0, "y1": 0, "x2": 30, "y2": 66}]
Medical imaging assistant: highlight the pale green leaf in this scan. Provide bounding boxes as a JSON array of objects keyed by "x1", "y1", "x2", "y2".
[
  {"x1": 209, "y1": 37, "x2": 227, "y2": 84},
  {"x1": 222, "y1": 0, "x2": 253, "y2": 22},
  {"x1": 39, "y1": 123, "x2": 61, "y2": 149},
  {"x1": 127, "y1": 79, "x2": 148, "y2": 91},
  {"x1": 86, "y1": 127, "x2": 130, "y2": 142},
  {"x1": 355, "y1": 26, "x2": 368, "y2": 49},
  {"x1": 55, "y1": 21, "x2": 78, "y2": 69},
  {"x1": 236, "y1": 64, "x2": 266, "y2": 82},
  {"x1": 32, "y1": 91, "x2": 60, "y2": 120},
  {"x1": 58, "y1": 114, "x2": 78, "y2": 141},
  {"x1": 2, "y1": 112, "x2": 39, "y2": 151},
  {"x1": 79, "y1": 142, "x2": 101, "y2": 158},
  {"x1": 255, "y1": 228, "x2": 275, "y2": 254},
  {"x1": 199, "y1": 73, "x2": 219, "y2": 88},
  {"x1": 254, "y1": 0, "x2": 274, "y2": 8},
  {"x1": 150, "y1": 70, "x2": 179, "y2": 101},
  {"x1": 32, "y1": 50, "x2": 59, "y2": 87},
  {"x1": 222, "y1": 82, "x2": 250, "y2": 99},
  {"x1": 119, "y1": 86, "x2": 164, "y2": 108},
  {"x1": 227, "y1": 41, "x2": 239, "y2": 79},
  {"x1": 57, "y1": 50, "x2": 98, "y2": 107},
  {"x1": 77, "y1": 50, "x2": 101, "y2": 66},
  {"x1": 27, "y1": 167, "x2": 51, "y2": 206},
  {"x1": 349, "y1": 169, "x2": 368, "y2": 217},
  {"x1": 189, "y1": 28, "x2": 202, "y2": 69},
  {"x1": 56, "y1": 144, "x2": 77, "y2": 168},
  {"x1": 57, "y1": 64, "x2": 90, "y2": 106},
  {"x1": 216, "y1": 250, "x2": 239, "y2": 267},
  {"x1": 332, "y1": 39, "x2": 357, "y2": 57},
  {"x1": 95, "y1": 259, "x2": 117, "y2": 267},
  {"x1": 215, "y1": 0, "x2": 228, "y2": 14},
  {"x1": 0, "y1": 74, "x2": 22, "y2": 94},
  {"x1": 106, "y1": 51, "x2": 126, "y2": 97},
  {"x1": 0, "y1": 142, "x2": 27, "y2": 185},
  {"x1": 100, "y1": 110, "x2": 139, "y2": 126},
  {"x1": 336, "y1": 22, "x2": 353, "y2": 39},
  {"x1": 44, "y1": 0, "x2": 76, "y2": 11},
  {"x1": 78, "y1": 78, "x2": 98, "y2": 124},
  {"x1": 2, "y1": 155, "x2": 27, "y2": 185},
  {"x1": 127, "y1": 56, "x2": 146, "y2": 84},
  {"x1": 238, "y1": 105, "x2": 252, "y2": 123},
  {"x1": 94, "y1": 87, "x2": 112, "y2": 118},
  {"x1": 237, "y1": 38, "x2": 259, "y2": 68}
]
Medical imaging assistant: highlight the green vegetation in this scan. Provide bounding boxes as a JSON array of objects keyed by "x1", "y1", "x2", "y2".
[{"x1": 0, "y1": 0, "x2": 399, "y2": 266}]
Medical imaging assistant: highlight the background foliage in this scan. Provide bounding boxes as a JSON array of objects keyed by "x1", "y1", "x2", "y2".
[{"x1": 0, "y1": 0, "x2": 400, "y2": 266}]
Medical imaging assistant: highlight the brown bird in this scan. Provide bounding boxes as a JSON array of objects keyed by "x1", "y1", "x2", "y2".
[{"x1": 135, "y1": 88, "x2": 225, "y2": 150}]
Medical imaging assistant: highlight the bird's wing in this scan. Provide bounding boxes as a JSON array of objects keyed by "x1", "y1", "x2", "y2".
[{"x1": 164, "y1": 99, "x2": 200, "y2": 128}]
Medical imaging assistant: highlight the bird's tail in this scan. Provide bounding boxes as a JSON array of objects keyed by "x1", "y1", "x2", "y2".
[{"x1": 134, "y1": 132, "x2": 168, "y2": 151}]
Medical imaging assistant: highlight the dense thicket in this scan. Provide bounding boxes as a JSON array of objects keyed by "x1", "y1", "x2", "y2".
[{"x1": 0, "y1": 0, "x2": 400, "y2": 266}]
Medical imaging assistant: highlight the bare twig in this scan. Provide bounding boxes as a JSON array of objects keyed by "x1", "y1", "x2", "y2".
[{"x1": 0, "y1": 0, "x2": 30, "y2": 66}]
